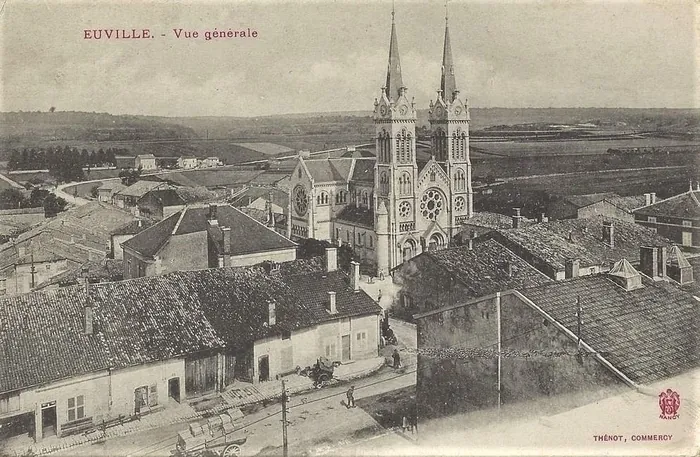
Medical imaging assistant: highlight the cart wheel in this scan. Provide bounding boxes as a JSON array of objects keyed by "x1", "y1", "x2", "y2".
[{"x1": 222, "y1": 444, "x2": 241, "y2": 457}]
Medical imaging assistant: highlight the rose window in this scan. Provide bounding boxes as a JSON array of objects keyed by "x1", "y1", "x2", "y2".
[
  {"x1": 454, "y1": 196, "x2": 465, "y2": 212},
  {"x1": 398, "y1": 201, "x2": 411, "y2": 219},
  {"x1": 293, "y1": 185, "x2": 308, "y2": 216},
  {"x1": 420, "y1": 189, "x2": 444, "y2": 221}
]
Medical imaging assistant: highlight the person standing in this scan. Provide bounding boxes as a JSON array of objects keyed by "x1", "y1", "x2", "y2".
[
  {"x1": 346, "y1": 386, "x2": 356, "y2": 408},
  {"x1": 392, "y1": 349, "x2": 401, "y2": 369}
]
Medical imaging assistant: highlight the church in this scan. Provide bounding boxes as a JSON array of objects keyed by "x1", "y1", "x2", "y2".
[{"x1": 287, "y1": 10, "x2": 474, "y2": 277}]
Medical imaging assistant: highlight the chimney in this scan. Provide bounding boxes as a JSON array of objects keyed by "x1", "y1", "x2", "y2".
[
  {"x1": 138, "y1": 219, "x2": 143, "y2": 228},
  {"x1": 222, "y1": 227, "x2": 231, "y2": 255},
  {"x1": 640, "y1": 246, "x2": 667, "y2": 280},
  {"x1": 696, "y1": 182, "x2": 700, "y2": 192},
  {"x1": 650, "y1": 193, "x2": 657, "y2": 204},
  {"x1": 350, "y1": 261, "x2": 360, "y2": 292},
  {"x1": 327, "y1": 291, "x2": 337, "y2": 314},
  {"x1": 468, "y1": 230, "x2": 477, "y2": 251},
  {"x1": 325, "y1": 247, "x2": 338, "y2": 272},
  {"x1": 208, "y1": 204, "x2": 218, "y2": 225},
  {"x1": 608, "y1": 259, "x2": 643, "y2": 291},
  {"x1": 565, "y1": 258, "x2": 580, "y2": 279},
  {"x1": 268, "y1": 300, "x2": 276, "y2": 326},
  {"x1": 512, "y1": 208, "x2": 522, "y2": 229},
  {"x1": 602, "y1": 221, "x2": 614, "y2": 248},
  {"x1": 644, "y1": 193, "x2": 651, "y2": 206},
  {"x1": 84, "y1": 305, "x2": 94, "y2": 335}
]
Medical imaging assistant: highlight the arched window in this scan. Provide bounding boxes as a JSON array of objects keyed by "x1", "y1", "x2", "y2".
[
  {"x1": 460, "y1": 132, "x2": 467, "y2": 160},
  {"x1": 362, "y1": 191, "x2": 369, "y2": 207},
  {"x1": 451, "y1": 133, "x2": 458, "y2": 160},
  {"x1": 399, "y1": 172, "x2": 411, "y2": 195},
  {"x1": 454, "y1": 169, "x2": 465, "y2": 191},
  {"x1": 316, "y1": 192, "x2": 329, "y2": 205},
  {"x1": 380, "y1": 172, "x2": 389, "y2": 195},
  {"x1": 406, "y1": 133, "x2": 412, "y2": 162},
  {"x1": 433, "y1": 129, "x2": 447, "y2": 161}
]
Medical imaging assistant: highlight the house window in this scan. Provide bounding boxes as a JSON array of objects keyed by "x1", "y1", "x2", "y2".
[
  {"x1": 282, "y1": 330, "x2": 291, "y2": 340},
  {"x1": 67, "y1": 395, "x2": 85, "y2": 422},
  {"x1": 356, "y1": 331, "x2": 368, "y2": 351},
  {"x1": 0, "y1": 392, "x2": 20, "y2": 414},
  {"x1": 401, "y1": 293, "x2": 413, "y2": 308},
  {"x1": 648, "y1": 216, "x2": 657, "y2": 223},
  {"x1": 368, "y1": 236, "x2": 373, "y2": 248},
  {"x1": 324, "y1": 340, "x2": 337, "y2": 358},
  {"x1": 682, "y1": 220, "x2": 692, "y2": 227},
  {"x1": 134, "y1": 385, "x2": 158, "y2": 413}
]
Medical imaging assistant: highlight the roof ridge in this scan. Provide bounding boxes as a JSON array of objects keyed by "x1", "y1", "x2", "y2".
[{"x1": 172, "y1": 207, "x2": 188, "y2": 235}]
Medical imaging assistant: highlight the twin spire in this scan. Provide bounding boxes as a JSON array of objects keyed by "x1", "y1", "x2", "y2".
[{"x1": 383, "y1": 4, "x2": 458, "y2": 103}]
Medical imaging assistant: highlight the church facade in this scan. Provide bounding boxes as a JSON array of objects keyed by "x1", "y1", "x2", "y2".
[{"x1": 287, "y1": 12, "x2": 474, "y2": 276}]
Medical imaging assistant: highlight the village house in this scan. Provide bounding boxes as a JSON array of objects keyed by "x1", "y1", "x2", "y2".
[
  {"x1": 483, "y1": 216, "x2": 671, "y2": 280},
  {"x1": 414, "y1": 246, "x2": 699, "y2": 420},
  {"x1": 96, "y1": 181, "x2": 126, "y2": 203},
  {"x1": 114, "y1": 156, "x2": 136, "y2": 169},
  {"x1": 176, "y1": 250, "x2": 383, "y2": 383},
  {"x1": 633, "y1": 185, "x2": 700, "y2": 247},
  {"x1": 0, "y1": 207, "x2": 45, "y2": 238},
  {"x1": 136, "y1": 187, "x2": 219, "y2": 220},
  {"x1": 201, "y1": 157, "x2": 221, "y2": 168},
  {"x1": 0, "y1": 250, "x2": 381, "y2": 443},
  {"x1": 547, "y1": 192, "x2": 647, "y2": 222},
  {"x1": 390, "y1": 239, "x2": 552, "y2": 322},
  {"x1": 109, "y1": 219, "x2": 153, "y2": 260},
  {"x1": 0, "y1": 202, "x2": 137, "y2": 295},
  {"x1": 177, "y1": 156, "x2": 198, "y2": 169},
  {"x1": 0, "y1": 280, "x2": 225, "y2": 443},
  {"x1": 121, "y1": 204, "x2": 297, "y2": 279},
  {"x1": 135, "y1": 154, "x2": 157, "y2": 170},
  {"x1": 112, "y1": 181, "x2": 172, "y2": 210}
]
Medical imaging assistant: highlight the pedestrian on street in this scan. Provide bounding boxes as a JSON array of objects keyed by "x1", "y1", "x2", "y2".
[
  {"x1": 346, "y1": 386, "x2": 356, "y2": 408},
  {"x1": 392, "y1": 349, "x2": 401, "y2": 369}
]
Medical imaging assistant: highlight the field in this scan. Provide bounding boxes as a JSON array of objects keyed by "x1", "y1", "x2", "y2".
[{"x1": 474, "y1": 166, "x2": 695, "y2": 217}]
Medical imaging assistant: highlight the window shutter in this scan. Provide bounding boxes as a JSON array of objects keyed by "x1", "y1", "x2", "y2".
[{"x1": 148, "y1": 384, "x2": 158, "y2": 407}]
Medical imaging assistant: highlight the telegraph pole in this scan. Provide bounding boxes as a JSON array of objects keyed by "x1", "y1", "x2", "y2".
[{"x1": 281, "y1": 380, "x2": 288, "y2": 457}]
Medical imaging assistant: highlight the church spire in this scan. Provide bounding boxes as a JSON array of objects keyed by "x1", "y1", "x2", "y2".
[
  {"x1": 384, "y1": 5, "x2": 405, "y2": 102},
  {"x1": 440, "y1": 1, "x2": 457, "y2": 102}
]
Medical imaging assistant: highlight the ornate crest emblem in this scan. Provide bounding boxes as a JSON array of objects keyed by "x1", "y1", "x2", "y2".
[{"x1": 658, "y1": 389, "x2": 680, "y2": 420}]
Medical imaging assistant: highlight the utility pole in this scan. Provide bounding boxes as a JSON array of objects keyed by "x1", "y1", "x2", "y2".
[
  {"x1": 575, "y1": 296, "x2": 583, "y2": 351},
  {"x1": 281, "y1": 380, "x2": 289, "y2": 457}
]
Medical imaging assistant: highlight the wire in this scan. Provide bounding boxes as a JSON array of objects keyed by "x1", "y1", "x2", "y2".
[{"x1": 138, "y1": 368, "x2": 417, "y2": 456}]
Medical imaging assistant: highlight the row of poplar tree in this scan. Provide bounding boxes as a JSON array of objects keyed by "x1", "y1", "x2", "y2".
[{"x1": 7, "y1": 146, "x2": 128, "y2": 182}]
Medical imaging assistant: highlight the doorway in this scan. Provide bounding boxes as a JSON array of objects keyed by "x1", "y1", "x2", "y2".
[
  {"x1": 341, "y1": 335, "x2": 351, "y2": 362},
  {"x1": 40, "y1": 402, "x2": 56, "y2": 439},
  {"x1": 258, "y1": 355, "x2": 270, "y2": 383},
  {"x1": 168, "y1": 378, "x2": 180, "y2": 403}
]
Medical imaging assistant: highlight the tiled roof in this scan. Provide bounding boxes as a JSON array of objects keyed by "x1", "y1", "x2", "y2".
[
  {"x1": 490, "y1": 216, "x2": 671, "y2": 271},
  {"x1": 157, "y1": 170, "x2": 264, "y2": 188},
  {"x1": 172, "y1": 259, "x2": 382, "y2": 347},
  {"x1": 350, "y1": 159, "x2": 375, "y2": 183},
  {"x1": 122, "y1": 205, "x2": 296, "y2": 258},
  {"x1": 0, "y1": 256, "x2": 380, "y2": 392},
  {"x1": 606, "y1": 195, "x2": 647, "y2": 212},
  {"x1": 521, "y1": 275, "x2": 700, "y2": 384},
  {"x1": 303, "y1": 158, "x2": 353, "y2": 183},
  {"x1": 421, "y1": 239, "x2": 552, "y2": 298},
  {"x1": 634, "y1": 190, "x2": 700, "y2": 220},
  {"x1": 36, "y1": 259, "x2": 124, "y2": 288},
  {"x1": 115, "y1": 180, "x2": 169, "y2": 198},
  {"x1": 0, "y1": 278, "x2": 225, "y2": 393},
  {"x1": 110, "y1": 219, "x2": 154, "y2": 236},
  {"x1": 335, "y1": 205, "x2": 374, "y2": 228},
  {"x1": 564, "y1": 193, "x2": 619, "y2": 208},
  {"x1": 238, "y1": 207, "x2": 287, "y2": 231}
]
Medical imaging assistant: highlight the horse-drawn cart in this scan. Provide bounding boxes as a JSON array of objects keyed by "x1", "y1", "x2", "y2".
[{"x1": 173, "y1": 409, "x2": 247, "y2": 457}]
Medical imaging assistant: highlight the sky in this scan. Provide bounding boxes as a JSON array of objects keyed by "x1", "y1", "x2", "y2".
[{"x1": 0, "y1": 0, "x2": 697, "y2": 117}]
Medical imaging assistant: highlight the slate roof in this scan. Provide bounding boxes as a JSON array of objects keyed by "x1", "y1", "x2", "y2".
[
  {"x1": 634, "y1": 190, "x2": 700, "y2": 220},
  {"x1": 406, "y1": 239, "x2": 552, "y2": 300},
  {"x1": 489, "y1": 216, "x2": 672, "y2": 272},
  {"x1": 335, "y1": 205, "x2": 374, "y2": 228},
  {"x1": 0, "y1": 280, "x2": 224, "y2": 393},
  {"x1": 606, "y1": 195, "x2": 647, "y2": 212},
  {"x1": 0, "y1": 256, "x2": 380, "y2": 392},
  {"x1": 122, "y1": 205, "x2": 296, "y2": 258},
  {"x1": 350, "y1": 159, "x2": 376, "y2": 183},
  {"x1": 521, "y1": 274, "x2": 700, "y2": 384},
  {"x1": 303, "y1": 158, "x2": 353, "y2": 183},
  {"x1": 231, "y1": 187, "x2": 289, "y2": 209}
]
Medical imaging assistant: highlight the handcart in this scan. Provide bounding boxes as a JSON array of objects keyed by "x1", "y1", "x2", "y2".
[{"x1": 174, "y1": 409, "x2": 247, "y2": 457}]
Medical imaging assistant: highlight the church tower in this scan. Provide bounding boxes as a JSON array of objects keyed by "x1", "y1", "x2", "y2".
[
  {"x1": 428, "y1": 9, "x2": 474, "y2": 235},
  {"x1": 374, "y1": 8, "x2": 418, "y2": 276}
]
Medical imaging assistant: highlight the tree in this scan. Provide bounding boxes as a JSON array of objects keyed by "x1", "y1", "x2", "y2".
[
  {"x1": 0, "y1": 189, "x2": 26, "y2": 209},
  {"x1": 28, "y1": 188, "x2": 50, "y2": 207},
  {"x1": 119, "y1": 167, "x2": 142, "y2": 186},
  {"x1": 43, "y1": 193, "x2": 68, "y2": 217},
  {"x1": 49, "y1": 106, "x2": 56, "y2": 113}
]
